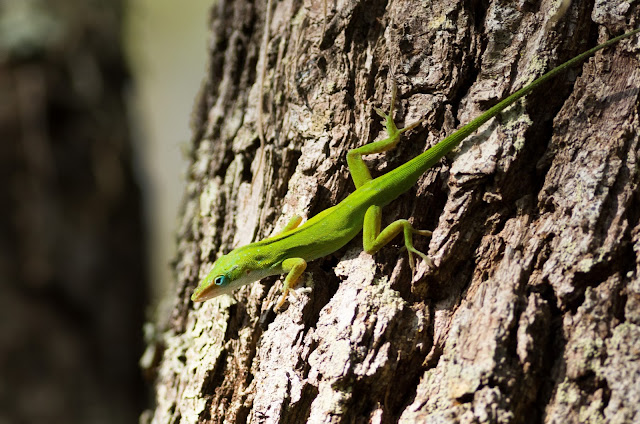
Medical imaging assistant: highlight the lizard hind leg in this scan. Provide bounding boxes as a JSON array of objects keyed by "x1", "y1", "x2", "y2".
[
  {"x1": 374, "y1": 82, "x2": 423, "y2": 139},
  {"x1": 347, "y1": 82, "x2": 423, "y2": 189},
  {"x1": 403, "y1": 224, "x2": 433, "y2": 277},
  {"x1": 363, "y1": 206, "x2": 433, "y2": 278}
]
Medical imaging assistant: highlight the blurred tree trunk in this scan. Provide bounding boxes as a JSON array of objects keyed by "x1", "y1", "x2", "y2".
[
  {"x1": 148, "y1": 1, "x2": 640, "y2": 423},
  {"x1": 0, "y1": 1, "x2": 147, "y2": 423}
]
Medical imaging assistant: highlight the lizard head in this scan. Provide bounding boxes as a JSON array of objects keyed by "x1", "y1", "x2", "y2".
[{"x1": 190, "y1": 246, "x2": 274, "y2": 302}]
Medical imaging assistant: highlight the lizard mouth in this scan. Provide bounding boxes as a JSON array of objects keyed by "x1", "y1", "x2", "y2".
[{"x1": 191, "y1": 285, "x2": 215, "y2": 302}]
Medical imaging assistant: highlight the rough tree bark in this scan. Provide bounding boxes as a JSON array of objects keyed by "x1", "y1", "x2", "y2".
[{"x1": 147, "y1": 1, "x2": 640, "y2": 423}]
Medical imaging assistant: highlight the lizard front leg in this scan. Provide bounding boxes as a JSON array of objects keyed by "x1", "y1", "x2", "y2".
[
  {"x1": 275, "y1": 257, "x2": 307, "y2": 310},
  {"x1": 274, "y1": 215, "x2": 303, "y2": 236}
]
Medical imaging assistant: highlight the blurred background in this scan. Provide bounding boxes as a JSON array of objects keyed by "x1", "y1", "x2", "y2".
[
  {"x1": 0, "y1": 0, "x2": 209, "y2": 422},
  {"x1": 126, "y1": 0, "x2": 210, "y2": 307}
]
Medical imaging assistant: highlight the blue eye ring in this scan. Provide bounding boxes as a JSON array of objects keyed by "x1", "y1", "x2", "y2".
[{"x1": 214, "y1": 275, "x2": 229, "y2": 286}]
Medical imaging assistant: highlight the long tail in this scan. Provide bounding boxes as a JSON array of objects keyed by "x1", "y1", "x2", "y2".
[{"x1": 402, "y1": 27, "x2": 640, "y2": 176}]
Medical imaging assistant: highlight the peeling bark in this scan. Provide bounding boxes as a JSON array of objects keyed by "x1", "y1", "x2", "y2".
[{"x1": 147, "y1": 1, "x2": 640, "y2": 423}]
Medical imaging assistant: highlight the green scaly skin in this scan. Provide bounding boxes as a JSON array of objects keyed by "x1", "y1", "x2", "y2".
[{"x1": 192, "y1": 28, "x2": 640, "y2": 310}]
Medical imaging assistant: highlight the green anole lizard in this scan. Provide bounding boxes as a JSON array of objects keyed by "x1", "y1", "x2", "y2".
[{"x1": 192, "y1": 28, "x2": 640, "y2": 310}]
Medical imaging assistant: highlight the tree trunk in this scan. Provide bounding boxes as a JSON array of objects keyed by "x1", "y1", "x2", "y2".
[{"x1": 148, "y1": 1, "x2": 640, "y2": 423}]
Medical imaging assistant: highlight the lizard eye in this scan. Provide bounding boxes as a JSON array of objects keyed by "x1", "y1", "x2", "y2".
[{"x1": 214, "y1": 275, "x2": 230, "y2": 286}]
